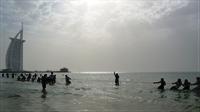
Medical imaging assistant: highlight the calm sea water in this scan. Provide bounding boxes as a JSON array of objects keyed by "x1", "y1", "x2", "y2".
[{"x1": 0, "y1": 72, "x2": 200, "y2": 112}]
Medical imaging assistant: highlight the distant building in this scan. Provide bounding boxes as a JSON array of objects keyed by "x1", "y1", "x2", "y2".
[
  {"x1": 60, "y1": 67, "x2": 69, "y2": 72},
  {"x1": 6, "y1": 23, "x2": 25, "y2": 71}
]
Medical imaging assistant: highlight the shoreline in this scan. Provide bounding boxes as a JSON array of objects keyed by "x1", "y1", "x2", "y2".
[{"x1": 0, "y1": 71, "x2": 70, "y2": 73}]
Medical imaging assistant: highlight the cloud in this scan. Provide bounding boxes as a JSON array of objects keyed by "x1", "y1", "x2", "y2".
[{"x1": 1, "y1": 0, "x2": 190, "y2": 35}]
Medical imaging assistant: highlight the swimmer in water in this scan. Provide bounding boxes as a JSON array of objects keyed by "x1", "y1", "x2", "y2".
[
  {"x1": 114, "y1": 72, "x2": 120, "y2": 86},
  {"x1": 153, "y1": 78, "x2": 166, "y2": 90},
  {"x1": 182, "y1": 79, "x2": 191, "y2": 90},
  {"x1": 170, "y1": 79, "x2": 182, "y2": 90},
  {"x1": 191, "y1": 77, "x2": 200, "y2": 92},
  {"x1": 65, "y1": 74, "x2": 71, "y2": 85},
  {"x1": 41, "y1": 74, "x2": 48, "y2": 92}
]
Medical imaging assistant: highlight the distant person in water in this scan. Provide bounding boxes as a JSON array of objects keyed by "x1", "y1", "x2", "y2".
[
  {"x1": 170, "y1": 79, "x2": 182, "y2": 90},
  {"x1": 65, "y1": 74, "x2": 71, "y2": 85},
  {"x1": 21, "y1": 74, "x2": 26, "y2": 81},
  {"x1": 27, "y1": 73, "x2": 31, "y2": 81},
  {"x1": 41, "y1": 74, "x2": 48, "y2": 92},
  {"x1": 34, "y1": 73, "x2": 37, "y2": 78},
  {"x1": 191, "y1": 77, "x2": 200, "y2": 91},
  {"x1": 53, "y1": 75, "x2": 56, "y2": 83},
  {"x1": 6, "y1": 73, "x2": 9, "y2": 78},
  {"x1": 17, "y1": 76, "x2": 21, "y2": 81},
  {"x1": 48, "y1": 72, "x2": 55, "y2": 85},
  {"x1": 37, "y1": 76, "x2": 41, "y2": 83},
  {"x1": 12, "y1": 73, "x2": 14, "y2": 78},
  {"x1": 2, "y1": 73, "x2": 4, "y2": 77},
  {"x1": 114, "y1": 72, "x2": 119, "y2": 86},
  {"x1": 32, "y1": 73, "x2": 37, "y2": 82},
  {"x1": 182, "y1": 79, "x2": 191, "y2": 90},
  {"x1": 153, "y1": 78, "x2": 166, "y2": 90}
]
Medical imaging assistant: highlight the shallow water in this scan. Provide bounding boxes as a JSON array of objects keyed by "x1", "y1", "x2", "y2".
[{"x1": 0, "y1": 72, "x2": 200, "y2": 112}]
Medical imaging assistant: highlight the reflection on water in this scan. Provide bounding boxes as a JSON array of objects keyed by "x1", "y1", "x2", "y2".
[
  {"x1": 41, "y1": 90, "x2": 47, "y2": 99},
  {"x1": 0, "y1": 72, "x2": 199, "y2": 112}
]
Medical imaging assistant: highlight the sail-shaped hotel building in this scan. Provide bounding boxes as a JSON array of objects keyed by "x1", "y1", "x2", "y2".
[{"x1": 6, "y1": 23, "x2": 25, "y2": 71}]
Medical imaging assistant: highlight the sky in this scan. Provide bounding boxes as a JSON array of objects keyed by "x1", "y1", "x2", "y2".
[{"x1": 0, "y1": 0, "x2": 199, "y2": 72}]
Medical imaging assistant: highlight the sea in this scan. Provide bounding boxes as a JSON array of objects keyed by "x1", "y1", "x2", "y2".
[{"x1": 0, "y1": 72, "x2": 200, "y2": 112}]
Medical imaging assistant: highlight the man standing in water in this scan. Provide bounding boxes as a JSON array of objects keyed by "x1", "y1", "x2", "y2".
[
  {"x1": 41, "y1": 74, "x2": 47, "y2": 93},
  {"x1": 192, "y1": 77, "x2": 200, "y2": 91},
  {"x1": 153, "y1": 78, "x2": 166, "y2": 90},
  {"x1": 170, "y1": 78, "x2": 182, "y2": 90},
  {"x1": 182, "y1": 79, "x2": 191, "y2": 90},
  {"x1": 114, "y1": 72, "x2": 120, "y2": 86},
  {"x1": 65, "y1": 74, "x2": 71, "y2": 85}
]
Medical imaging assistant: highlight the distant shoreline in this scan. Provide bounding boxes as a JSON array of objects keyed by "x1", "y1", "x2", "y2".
[
  {"x1": 0, "y1": 71, "x2": 199, "y2": 74},
  {"x1": 0, "y1": 71, "x2": 70, "y2": 73}
]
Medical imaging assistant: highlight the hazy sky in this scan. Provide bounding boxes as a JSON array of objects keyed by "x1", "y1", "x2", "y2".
[{"x1": 0, "y1": 0, "x2": 199, "y2": 72}]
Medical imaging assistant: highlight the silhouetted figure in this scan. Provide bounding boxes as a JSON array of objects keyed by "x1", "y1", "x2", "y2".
[
  {"x1": 20, "y1": 73, "x2": 23, "y2": 80},
  {"x1": 34, "y1": 73, "x2": 37, "y2": 78},
  {"x1": 53, "y1": 75, "x2": 56, "y2": 83},
  {"x1": 154, "y1": 78, "x2": 166, "y2": 90},
  {"x1": 49, "y1": 72, "x2": 54, "y2": 85},
  {"x1": 2, "y1": 73, "x2": 4, "y2": 77},
  {"x1": 12, "y1": 73, "x2": 15, "y2": 78},
  {"x1": 31, "y1": 77, "x2": 36, "y2": 82},
  {"x1": 42, "y1": 74, "x2": 48, "y2": 92},
  {"x1": 182, "y1": 79, "x2": 191, "y2": 90},
  {"x1": 37, "y1": 76, "x2": 41, "y2": 83},
  {"x1": 32, "y1": 73, "x2": 37, "y2": 82},
  {"x1": 6, "y1": 73, "x2": 9, "y2": 78},
  {"x1": 17, "y1": 76, "x2": 21, "y2": 81},
  {"x1": 114, "y1": 72, "x2": 119, "y2": 86},
  {"x1": 192, "y1": 77, "x2": 200, "y2": 92},
  {"x1": 65, "y1": 74, "x2": 71, "y2": 85},
  {"x1": 170, "y1": 79, "x2": 182, "y2": 90},
  {"x1": 21, "y1": 74, "x2": 26, "y2": 82},
  {"x1": 27, "y1": 73, "x2": 31, "y2": 81}
]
